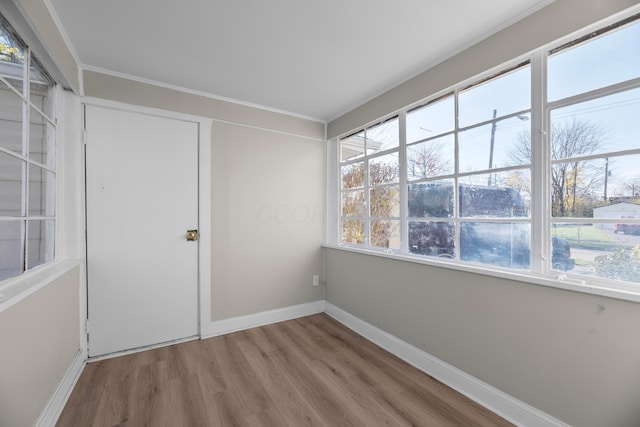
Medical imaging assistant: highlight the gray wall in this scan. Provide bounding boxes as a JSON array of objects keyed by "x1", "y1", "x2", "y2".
[
  {"x1": 325, "y1": 2, "x2": 640, "y2": 424},
  {"x1": 325, "y1": 248, "x2": 640, "y2": 427},
  {"x1": 0, "y1": 267, "x2": 80, "y2": 427},
  {"x1": 327, "y1": 0, "x2": 640, "y2": 138},
  {"x1": 83, "y1": 71, "x2": 327, "y2": 321}
]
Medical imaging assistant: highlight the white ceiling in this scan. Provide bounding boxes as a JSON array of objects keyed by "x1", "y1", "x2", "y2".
[{"x1": 47, "y1": 0, "x2": 554, "y2": 122}]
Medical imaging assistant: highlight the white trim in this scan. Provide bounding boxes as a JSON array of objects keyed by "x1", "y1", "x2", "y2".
[
  {"x1": 0, "y1": 259, "x2": 81, "y2": 313},
  {"x1": 202, "y1": 300, "x2": 326, "y2": 338},
  {"x1": 198, "y1": 120, "x2": 212, "y2": 336},
  {"x1": 82, "y1": 65, "x2": 326, "y2": 124},
  {"x1": 324, "y1": 302, "x2": 570, "y2": 427},
  {"x1": 34, "y1": 349, "x2": 86, "y2": 427},
  {"x1": 87, "y1": 336, "x2": 199, "y2": 363},
  {"x1": 81, "y1": 97, "x2": 213, "y2": 353},
  {"x1": 324, "y1": 244, "x2": 640, "y2": 303},
  {"x1": 209, "y1": 116, "x2": 325, "y2": 142}
]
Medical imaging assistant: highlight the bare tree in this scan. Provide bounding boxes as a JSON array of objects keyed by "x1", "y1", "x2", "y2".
[
  {"x1": 407, "y1": 141, "x2": 450, "y2": 180},
  {"x1": 510, "y1": 119, "x2": 606, "y2": 217}
]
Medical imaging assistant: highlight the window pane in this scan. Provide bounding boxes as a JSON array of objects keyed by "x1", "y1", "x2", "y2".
[
  {"x1": 29, "y1": 164, "x2": 55, "y2": 216},
  {"x1": 341, "y1": 190, "x2": 365, "y2": 217},
  {"x1": 458, "y1": 65, "x2": 531, "y2": 127},
  {"x1": 407, "y1": 134, "x2": 454, "y2": 180},
  {"x1": 460, "y1": 222, "x2": 531, "y2": 270},
  {"x1": 406, "y1": 95, "x2": 454, "y2": 143},
  {"x1": 0, "y1": 220, "x2": 24, "y2": 280},
  {"x1": 408, "y1": 221, "x2": 455, "y2": 257},
  {"x1": 550, "y1": 88, "x2": 640, "y2": 160},
  {"x1": 341, "y1": 162, "x2": 364, "y2": 189},
  {"x1": 0, "y1": 151, "x2": 25, "y2": 216},
  {"x1": 366, "y1": 117, "x2": 399, "y2": 154},
  {"x1": 342, "y1": 220, "x2": 364, "y2": 244},
  {"x1": 548, "y1": 20, "x2": 640, "y2": 102},
  {"x1": 30, "y1": 106, "x2": 55, "y2": 167},
  {"x1": 29, "y1": 52, "x2": 54, "y2": 121},
  {"x1": 0, "y1": 80, "x2": 24, "y2": 155},
  {"x1": 341, "y1": 131, "x2": 364, "y2": 161},
  {"x1": 27, "y1": 219, "x2": 54, "y2": 270},
  {"x1": 551, "y1": 155, "x2": 640, "y2": 218},
  {"x1": 459, "y1": 114, "x2": 531, "y2": 174},
  {"x1": 369, "y1": 153, "x2": 399, "y2": 185},
  {"x1": 459, "y1": 178, "x2": 530, "y2": 218},
  {"x1": 0, "y1": 21, "x2": 26, "y2": 95},
  {"x1": 408, "y1": 181, "x2": 455, "y2": 218},
  {"x1": 370, "y1": 220, "x2": 400, "y2": 250},
  {"x1": 370, "y1": 186, "x2": 399, "y2": 217},
  {"x1": 552, "y1": 223, "x2": 639, "y2": 281}
]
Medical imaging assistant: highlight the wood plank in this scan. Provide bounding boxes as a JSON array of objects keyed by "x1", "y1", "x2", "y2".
[{"x1": 56, "y1": 314, "x2": 513, "y2": 427}]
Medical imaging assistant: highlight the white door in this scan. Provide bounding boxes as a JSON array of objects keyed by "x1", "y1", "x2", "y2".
[{"x1": 85, "y1": 104, "x2": 199, "y2": 357}]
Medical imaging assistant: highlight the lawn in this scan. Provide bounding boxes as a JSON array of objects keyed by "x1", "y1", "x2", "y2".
[{"x1": 551, "y1": 225, "x2": 619, "y2": 251}]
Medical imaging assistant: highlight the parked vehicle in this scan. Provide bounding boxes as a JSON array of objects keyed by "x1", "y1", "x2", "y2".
[
  {"x1": 408, "y1": 183, "x2": 575, "y2": 270},
  {"x1": 613, "y1": 219, "x2": 640, "y2": 235}
]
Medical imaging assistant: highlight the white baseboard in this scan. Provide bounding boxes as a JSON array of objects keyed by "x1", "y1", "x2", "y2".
[
  {"x1": 202, "y1": 300, "x2": 325, "y2": 338},
  {"x1": 324, "y1": 302, "x2": 569, "y2": 427},
  {"x1": 35, "y1": 348, "x2": 86, "y2": 427}
]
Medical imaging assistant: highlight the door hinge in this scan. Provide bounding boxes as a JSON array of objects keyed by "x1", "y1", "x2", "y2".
[{"x1": 82, "y1": 129, "x2": 88, "y2": 145}]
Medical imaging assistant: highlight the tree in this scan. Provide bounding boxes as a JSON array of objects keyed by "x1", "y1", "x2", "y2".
[
  {"x1": 407, "y1": 141, "x2": 450, "y2": 180},
  {"x1": 510, "y1": 119, "x2": 606, "y2": 217},
  {"x1": 0, "y1": 27, "x2": 24, "y2": 64},
  {"x1": 341, "y1": 161, "x2": 399, "y2": 246},
  {"x1": 341, "y1": 142, "x2": 448, "y2": 247}
]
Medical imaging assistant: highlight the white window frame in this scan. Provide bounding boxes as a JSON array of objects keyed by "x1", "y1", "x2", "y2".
[{"x1": 326, "y1": 8, "x2": 640, "y2": 302}]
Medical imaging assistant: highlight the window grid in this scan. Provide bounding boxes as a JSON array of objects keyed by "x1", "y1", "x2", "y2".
[
  {"x1": 336, "y1": 11, "x2": 640, "y2": 289},
  {"x1": 0, "y1": 15, "x2": 56, "y2": 282}
]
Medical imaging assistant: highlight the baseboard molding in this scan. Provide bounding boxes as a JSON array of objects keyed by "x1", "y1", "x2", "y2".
[
  {"x1": 324, "y1": 302, "x2": 569, "y2": 427},
  {"x1": 35, "y1": 348, "x2": 86, "y2": 427},
  {"x1": 202, "y1": 300, "x2": 325, "y2": 338}
]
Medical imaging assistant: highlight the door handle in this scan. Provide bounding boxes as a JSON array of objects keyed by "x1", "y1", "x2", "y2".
[{"x1": 186, "y1": 229, "x2": 198, "y2": 241}]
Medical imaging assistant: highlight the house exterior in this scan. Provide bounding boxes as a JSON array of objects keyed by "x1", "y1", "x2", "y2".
[{"x1": 593, "y1": 202, "x2": 640, "y2": 229}]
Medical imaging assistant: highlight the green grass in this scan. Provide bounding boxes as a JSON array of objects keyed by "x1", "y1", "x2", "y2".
[{"x1": 552, "y1": 225, "x2": 619, "y2": 251}]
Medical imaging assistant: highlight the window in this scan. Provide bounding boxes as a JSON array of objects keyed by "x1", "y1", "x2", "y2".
[
  {"x1": 341, "y1": 117, "x2": 400, "y2": 250},
  {"x1": 335, "y1": 12, "x2": 640, "y2": 290},
  {"x1": 0, "y1": 15, "x2": 56, "y2": 282}
]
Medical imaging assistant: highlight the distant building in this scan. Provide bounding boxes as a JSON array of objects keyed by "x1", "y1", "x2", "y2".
[{"x1": 593, "y1": 202, "x2": 640, "y2": 229}]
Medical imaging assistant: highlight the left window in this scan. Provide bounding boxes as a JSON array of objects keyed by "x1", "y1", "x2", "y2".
[{"x1": 0, "y1": 15, "x2": 56, "y2": 281}]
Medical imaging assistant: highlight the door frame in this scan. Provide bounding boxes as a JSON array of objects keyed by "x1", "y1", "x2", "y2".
[{"x1": 82, "y1": 97, "x2": 212, "y2": 353}]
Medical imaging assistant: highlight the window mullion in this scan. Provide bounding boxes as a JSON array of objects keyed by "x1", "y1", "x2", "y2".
[
  {"x1": 530, "y1": 48, "x2": 548, "y2": 275},
  {"x1": 399, "y1": 111, "x2": 408, "y2": 254},
  {"x1": 363, "y1": 132, "x2": 370, "y2": 246}
]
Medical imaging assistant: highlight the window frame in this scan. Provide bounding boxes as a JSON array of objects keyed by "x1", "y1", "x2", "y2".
[
  {"x1": 0, "y1": 13, "x2": 58, "y2": 285},
  {"x1": 328, "y1": 9, "x2": 640, "y2": 301}
]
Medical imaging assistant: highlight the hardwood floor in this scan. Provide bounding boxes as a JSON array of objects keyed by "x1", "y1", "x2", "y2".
[{"x1": 57, "y1": 314, "x2": 513, "y2": 426}]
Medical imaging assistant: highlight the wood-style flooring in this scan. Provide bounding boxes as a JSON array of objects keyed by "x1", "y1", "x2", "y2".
[{"x1": 56, "y1": 314, "x2": 513, "y2": 426}]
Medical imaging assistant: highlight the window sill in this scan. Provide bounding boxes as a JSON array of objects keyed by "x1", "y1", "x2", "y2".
[
  {"x1": 0, "y1": 259, "x2": 81, "y2": 313},
  {"x1": 323, "y1": 244, "x2": 640, "y2": 304}
]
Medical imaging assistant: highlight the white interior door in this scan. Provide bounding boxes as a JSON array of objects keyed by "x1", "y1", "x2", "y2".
[{"x1": 85, "y1": 104, "x2": 199, "y2": 357}]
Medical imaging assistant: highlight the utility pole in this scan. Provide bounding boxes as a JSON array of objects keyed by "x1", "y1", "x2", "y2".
[
  {"x1": 604, "y1": 157, "x2": 609, "y2": 201},
  {"x1": 487, "y1": 109, "x2": 497, "y2": 186}
]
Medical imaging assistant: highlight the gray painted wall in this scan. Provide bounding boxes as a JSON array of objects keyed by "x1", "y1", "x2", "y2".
[
  {"x1": 83, "y1": 72, "x2": 327, "y2": 321},
  {"x1": 327, "y1": 0, "x2": 640, "y2": 138},
  {"x1": 324, "y1": 248, "x2": 640, "y2": 427},
  {"x1": 0, "y1": 267, "x2": 80, "y2": 427}
]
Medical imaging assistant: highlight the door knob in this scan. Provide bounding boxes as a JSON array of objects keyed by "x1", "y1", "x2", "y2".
[{"x1": 186, "y1": 229, "x2": 198, "y2": 241}]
